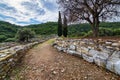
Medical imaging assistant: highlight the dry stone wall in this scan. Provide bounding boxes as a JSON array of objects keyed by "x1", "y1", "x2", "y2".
[
  {"x1": 53, "y1": 38, "x2": 120, "y2": 76},
  {"x1": 0, "y1": 41, "x2": 41, "y2": 79}
]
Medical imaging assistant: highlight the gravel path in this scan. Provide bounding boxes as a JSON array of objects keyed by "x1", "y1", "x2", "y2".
[{"x1": 10, "y1": 39, "x2": 120, "y2": 80}]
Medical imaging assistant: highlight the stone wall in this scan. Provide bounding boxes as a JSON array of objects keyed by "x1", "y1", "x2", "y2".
[
  {"x1": 53, "y1": 38, "x2": 120, "y2": 76},
  {"x1": 0, "y1": 41, "x2": 41, "y2": 79}
]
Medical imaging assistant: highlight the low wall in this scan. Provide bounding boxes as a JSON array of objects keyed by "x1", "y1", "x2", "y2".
[
  {"x1": 53, "y1": 38, "x2": 120, "y2": 76},
  {"x1": 0, "y1": 41, "x2": 41, "y2": 79}
]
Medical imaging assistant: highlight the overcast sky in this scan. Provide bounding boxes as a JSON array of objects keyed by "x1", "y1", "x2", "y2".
[{"x1": 0, "y1": 0, "x2": 58, "y2": 26}]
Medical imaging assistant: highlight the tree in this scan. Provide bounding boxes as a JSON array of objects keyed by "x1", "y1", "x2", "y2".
[
  {"x1": 58, "y1": 11, "x2": 62, "y2": 37},
  {"x1": 63, "y1": 15, "x2": 68, "y2": 37},
  {"x1": 16, "y1": 28, "x2": 35, "y2": 42},
  {"x1": 57, "y1": 0, "x2": 120, "y2": 37}
]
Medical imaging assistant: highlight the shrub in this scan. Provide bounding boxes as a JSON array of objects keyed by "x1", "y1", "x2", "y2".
[
  {"x1": 84, "y1": 31, "x2": 93, "y2": 37},
  {"x1": 0, "y1": 35, "x2": 7, "y2": 42},
  {"x1": 5, "y1": 38, "x2": 16, "y2": 42},
  {"x1": 113, "y1": 29, "x2": 120, "y2": 36}
]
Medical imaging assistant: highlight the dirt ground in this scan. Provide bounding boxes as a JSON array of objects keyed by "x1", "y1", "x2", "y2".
[{"x1": 10, "y1": 39, "x2": 120, "y2": 80}]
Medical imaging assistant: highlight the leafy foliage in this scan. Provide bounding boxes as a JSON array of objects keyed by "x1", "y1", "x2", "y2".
[
  {"x1": 0, "y1": 35, "x2": 7, "y2": 42},
  {"x1": 5, "y1": 38, "x2": 16, "y2": 42},
  {"x1": 0, "y1": 21, "x2": 20, "y2": 42},
  {"x1": 0, "y1": 21, "x2": 120, "y2": 42},
  {"x1": 16, "y1": 28, "x2": 35, "y2": 42},
  {"x1": 25, "y1": 22, "x2": 58, "y2": 35}
]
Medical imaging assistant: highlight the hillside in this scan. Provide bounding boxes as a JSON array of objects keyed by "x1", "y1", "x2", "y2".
[
  {"x1": 68, "y1": 22, "x2": 120, "y2": 37},
  {"x1": 25, "y1": 22, "x2": 58, "y2": 35},
  {"x1": 0, "y1": 21, "x2": 20, "y2": 42},
  {"x1": 0, "y1": 21, "x2": 120, "y2": 42}
]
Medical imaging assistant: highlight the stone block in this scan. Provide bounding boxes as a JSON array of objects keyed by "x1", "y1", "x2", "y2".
[
  {"x1": 112, "y1": 43, "x2": 120, "y2": 47},
  {"x1": 88, "y1": 49, "x2": 98, "y2": 57},
  {"x1": 73, "y1": 51, "x2": 82, "y2": 57},
  {"x1": 94, "y1": 52, "x2": 109, "y2": 68},
  {"x1": 67, "y1": 50, "x2": 76, "y2": 55},
  {"x1": 82, "y1": 54, "x2": 94, "y2": 63},
  {"x1": 69, "y1": 45, "x2": 76, "y2": 50},
  {"x1": 106, "y1": 58, "x2": 120, "y2": 75},
  {"x1": 105, "y1": 42, "x2": 112, "y2": 45},
  {"x1": 56, "y1": 46, "x2": 63, "y2": 52}
]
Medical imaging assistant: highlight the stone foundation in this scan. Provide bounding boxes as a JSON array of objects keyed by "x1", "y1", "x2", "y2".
[
  {"x1": 53, "y1": 38, "x2": 120, "y2": 76},
  {"x1": 0, "y1": 41, "x2": 41, "y2": 79}
]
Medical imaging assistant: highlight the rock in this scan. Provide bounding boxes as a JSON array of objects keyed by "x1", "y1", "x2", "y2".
[
  {"x1": 69, "y1": 45, "x2": 76, "y2": 50},
  {"x1": 67, "y1": 50, "x2": 76, "y2": 55},
  {"x1": 106, "y1": 58, "x2": 120, "y2": 75},
  {"x1": 52, "y1": 71, "x2": 57, "y2": 75},
  {"x1": 0, "y1": 54, "x2": 7, "y2": 58},
  {"x1": 81, "y1": 47, "x2": 90, "y2": 55},
  {"x1": 73, "y1": 51, "x2": 82, "y2": 57},
  {"x1": 99, "y1": 46, "x2": 112, "y2": 56},
  {"x1": 88, "y1": 49, "x2": 98, "y2": 57},
  {"x1": 112, "y1": 43, "x2": 120, "y2": 47},
  {"x1": 111, "y1": 51, "x2": 120, "y2": 58},
  {"x1": 82, "y1": 54, "x2": 94, "y2": 63},
  {"x1": 106, "y1": 46, "x2": 113, "y2": 49},
  {"x1": 94, "y1": 52, "x2": 109, "y2": 68},
  {"x1": 56, "y1": 46, "x2": 63, "y2": 52},
  {"x1": 105, "y1": 42, "x2": 112, "y2": 45},
  {"x1": 61, "y1": 68, "x2": 66, "y2": 73}
]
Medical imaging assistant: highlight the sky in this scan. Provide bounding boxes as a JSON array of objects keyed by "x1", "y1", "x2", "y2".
[{"x1": 0, "y1": 0, "x2": 58, "y2": 26}]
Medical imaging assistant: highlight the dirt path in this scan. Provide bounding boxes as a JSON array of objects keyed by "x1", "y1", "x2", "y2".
[{"x1": 10, "y1": 39, "x2": 120, "y2": 80}]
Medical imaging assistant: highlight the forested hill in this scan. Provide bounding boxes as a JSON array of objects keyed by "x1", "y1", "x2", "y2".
[
  {"x1": 0, "y1": 20, "x2": 120, "y2": 42},
  {"x1": 25, "y1": 22, "x2": 58, "y2": 35},
  {"x1": 0, "y1": 21, "x2": 20, "y2": 42},
  {"x1": 0, "y1": 21, "x2": 58, "y2": 42}
]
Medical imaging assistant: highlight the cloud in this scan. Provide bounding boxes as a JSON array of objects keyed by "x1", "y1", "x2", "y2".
[{"x1": 0, "y1": 0, "x2": 58, "y2": 26}]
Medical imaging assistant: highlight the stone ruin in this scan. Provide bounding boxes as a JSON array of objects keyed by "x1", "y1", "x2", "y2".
[
  {"x1": 53, "y1": 38, "x2": 120, "y2": 76},
  {"x1": 0, "y1": 42, "x2": 40, "y2": 79}
]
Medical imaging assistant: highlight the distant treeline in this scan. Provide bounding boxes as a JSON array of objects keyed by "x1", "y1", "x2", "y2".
[{"x1": 0, "y1": 21, "x2": 120, "y2": 42}]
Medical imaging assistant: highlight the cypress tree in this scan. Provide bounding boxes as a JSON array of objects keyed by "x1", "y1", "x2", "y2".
[
  {"x1": 63, "y1": 15, "x2": 68, "y2": 37},
  {"x1": 58, "y1": 11, "x2": 62, "y2": 37}
]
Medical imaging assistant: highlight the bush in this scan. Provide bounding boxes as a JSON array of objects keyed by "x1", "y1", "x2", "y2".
[
  {"x1": 113, "y1": 29, "x2": 120, "y2": 36},
  {"x1": 84, "y1": 31, "x2": 93, "y2": 37},
  {"x1": 102, "y1": 28, "x2": 113, "y2": 36},
  {"x1": 16, "y1": 28, "x2": 35, "y2": 42},
  {"x1": 0, "y1": 35, "x2": 7, "y2": 42},
  {"x1": 5, "y1": 38, "x2": 16, "y2": 42},
  {"x1": 99, "y1": 28, "x2": 120, "y2": 36}
]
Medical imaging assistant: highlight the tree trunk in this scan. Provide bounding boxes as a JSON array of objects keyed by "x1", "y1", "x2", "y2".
[
  {"x1": 93, "y1": 27, "x2": 99, "y2": 37},
  {"x1": 92, "y1": 16, "x2": 99, "y2": 37},
  {"x1": 91, "y1": 23, "x2": 99, "y2": 37}
]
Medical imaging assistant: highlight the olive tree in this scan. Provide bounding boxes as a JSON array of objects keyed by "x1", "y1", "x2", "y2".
[{"x1": 16, "y1": 28, "x2": 35, "y2": 42}]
